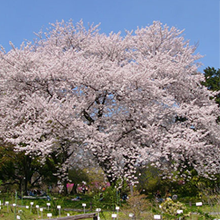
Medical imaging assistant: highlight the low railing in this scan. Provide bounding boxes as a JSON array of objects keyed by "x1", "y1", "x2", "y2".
[{"x1": 45, "y1": 212, "x2": 98, "y2": 220}]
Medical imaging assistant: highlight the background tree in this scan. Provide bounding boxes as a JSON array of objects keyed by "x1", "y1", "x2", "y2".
[
  {"x1": 201, "y1": 66, "x2": 220, "y2": 125},
  {"x1": 136, "y1": 166, "x2": 162, "y2": 195},
  {"x1": 201, "y1": 67, "x2": 220, "y2": 106},
  {"x1": 68, "y1": 168, "x2": 89, "y2": 194},
  {"x1": 0, "y1": 141, "x2": 58, "y2": 194}
]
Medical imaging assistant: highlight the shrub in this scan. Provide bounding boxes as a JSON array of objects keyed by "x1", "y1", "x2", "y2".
[
  {"x1": 122, "y1": 192, "x2": 153, "y2": 219},
  {"x1": 160, "y1": 198, "x2": 191, "y2": 219}
]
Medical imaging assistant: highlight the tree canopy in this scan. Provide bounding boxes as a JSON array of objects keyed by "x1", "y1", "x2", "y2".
[
  {"x1": 201, "y1": 67, "x2": 220, "y2": 106},
  {"x1": 0, "y1": 20, "x2": 220, "y2": 187}
]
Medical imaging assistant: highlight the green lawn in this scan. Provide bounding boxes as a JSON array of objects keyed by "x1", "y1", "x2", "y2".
[
  {"x1": 1, "y1": 193, "x2": 220, "y2": 219},
  {"x1": 1, "y1": 205, "x2": 220, "y2": 220}
]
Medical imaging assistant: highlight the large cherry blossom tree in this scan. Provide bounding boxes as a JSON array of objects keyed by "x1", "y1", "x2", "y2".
[{"x1": 0, "y1": 20, "x2": 220, "y2": 187}]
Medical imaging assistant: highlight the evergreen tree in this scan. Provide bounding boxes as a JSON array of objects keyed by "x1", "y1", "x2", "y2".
[{"x1": 202, "y1": 67, "x2": 220, "y2": 106}]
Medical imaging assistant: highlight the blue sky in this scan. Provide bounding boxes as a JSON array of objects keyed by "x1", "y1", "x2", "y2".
[{"x1": 0, "y1": 0, "x2": 219, "y2": 72}]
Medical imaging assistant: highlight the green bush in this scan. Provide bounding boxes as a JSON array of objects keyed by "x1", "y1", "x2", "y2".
[
  {"x1": 160, "y1": 198, "x2": 191, "y2": 219},
  {"x1": 91, "y1": 186, "x2": 119, "y2": 210}
]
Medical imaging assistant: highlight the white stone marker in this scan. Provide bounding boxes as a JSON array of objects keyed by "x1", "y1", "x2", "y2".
[
  {"x1": 47, "y1": 202, "x2": 51, "y2": 210},
  {"x1": 47, "y1": 213, "x2": 52, "y2": 219},
  {"x1": 112, "y1": 213, "x2": 117, "y2": 219},
  {"x1": 82, "y1": 203, "x2": 86, "y2": 214}
]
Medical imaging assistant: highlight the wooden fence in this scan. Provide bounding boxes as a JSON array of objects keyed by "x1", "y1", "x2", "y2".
[{"x1": 45, "y1": 212, "x2": 98, "y2": 220}]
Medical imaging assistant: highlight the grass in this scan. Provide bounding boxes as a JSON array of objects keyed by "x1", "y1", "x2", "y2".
[
  {"x1": 1, "y1": 192, "x2": 220, "y2": 219},
  {"x1": 1, "y1": 204, "x2": 220, "y2": 220}
]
